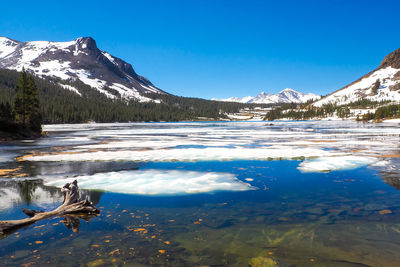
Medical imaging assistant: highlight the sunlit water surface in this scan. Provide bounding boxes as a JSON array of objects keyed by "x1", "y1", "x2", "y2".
[{"x1": 0, "y1": 121, "x2": 400, "y2": 266}]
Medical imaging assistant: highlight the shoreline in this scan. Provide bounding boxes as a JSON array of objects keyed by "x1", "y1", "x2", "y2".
[{"x1": 0, "y1": 120, "x2": 43, "y2": 141}]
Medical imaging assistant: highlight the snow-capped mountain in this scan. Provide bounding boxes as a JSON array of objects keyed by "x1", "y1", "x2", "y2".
[
  {"x1": 0, "y1": 37, "x2": 164, "y2": 102},
  {"x1": 313, "y1": 48, "x2": 400, "y2": 107},
  {"x1": 215, "y1": 96, "x2": 254, "y2": 103},
  {"x1": 213, "y1": 88, "x2": 320, "y2": 104}
]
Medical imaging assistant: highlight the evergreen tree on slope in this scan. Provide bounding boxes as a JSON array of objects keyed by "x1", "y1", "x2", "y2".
[{"x1": 13, "y1": 68, "x2": 42, "y2": 132}]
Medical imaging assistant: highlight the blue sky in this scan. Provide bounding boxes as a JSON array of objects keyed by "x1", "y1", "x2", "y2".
[{"x1": 1, "y1": 0, "x2": 400, "y2": 98}]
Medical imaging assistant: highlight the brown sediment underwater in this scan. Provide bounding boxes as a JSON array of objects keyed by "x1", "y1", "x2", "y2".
[{"x1": 174, "y1": 222, "x2": 400, "y2": 266}]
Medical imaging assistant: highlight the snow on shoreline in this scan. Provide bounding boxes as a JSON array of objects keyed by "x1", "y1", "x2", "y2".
[{"x1": 382, "y1": 118, "x2": 400, "y2": 123}]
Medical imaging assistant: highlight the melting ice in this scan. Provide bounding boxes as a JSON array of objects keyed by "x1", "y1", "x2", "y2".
[
  {"x1": 18, "y1": 121, "x2": 400, "y2": 174},
  {"x1": 44, "y1": 169, "x2": 254, "y2": 195},
  {"x1": 297, "y1": 156, "x2": 378, "y2": 173}
]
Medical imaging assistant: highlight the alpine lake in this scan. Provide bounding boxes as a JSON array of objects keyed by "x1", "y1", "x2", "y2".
[{"x1": 0, "y1": 121, "x2": 399, "y2": 266}]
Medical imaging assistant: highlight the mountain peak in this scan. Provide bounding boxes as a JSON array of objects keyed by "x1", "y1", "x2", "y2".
[
  {"x1": 76, "y1": 36, "x2": 95, "y2": 42},
  {"x1": 379, "y1": 48, "x2": 400, "y2": 69},
  {"x1": 281, "y1": 88, "x2": 295, "y2": 92},
  {"x1": 75, "y1": 37, "x2": 97, "y2": 50},
  {"x1": 256, "y1": 91, "x2": 270, "y2": 96}
]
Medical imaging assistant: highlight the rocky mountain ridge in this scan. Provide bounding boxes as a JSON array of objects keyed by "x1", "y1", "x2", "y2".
[{"x1": 0, "y1": 37, "x2": 164, "y2": 102}]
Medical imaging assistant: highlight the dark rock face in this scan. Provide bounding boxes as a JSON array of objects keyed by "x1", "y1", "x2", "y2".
[
  {"x1": 0, "y1": 37, "x2": 165, "y2": 100},
  {"x1": 379, "y1": 48, "x2": 400, "y2": 69}
]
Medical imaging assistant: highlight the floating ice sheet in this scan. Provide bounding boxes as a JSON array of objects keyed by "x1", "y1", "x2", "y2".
[
  {"x1": 25, "y1": 147, "x2": 344, "y2": 162},
  {"x1": 297, "y1": 156, "x2": 378, "y2": 173},
  {"x1": 19, "y1": 121, "x2": 400, "y2": 166},
  {"x1": 44, "y1": 169, "x2": 254, "y2": 195}
]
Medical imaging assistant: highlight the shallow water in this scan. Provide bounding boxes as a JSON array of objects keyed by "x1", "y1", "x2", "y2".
[{"x1": 0, "y1": 121, "x2": 400, "y2": 266}]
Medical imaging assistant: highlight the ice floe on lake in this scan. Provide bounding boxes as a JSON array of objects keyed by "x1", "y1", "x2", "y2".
[
  {"x1": 24, "y1": 147, "x2": 345, "y2": 162},
  {"x1": 44, "y1": 169, "x2": 254, "y2": 195},
  {"x1": 297, "y1": 156, "x2": 378, "y2": 173}
]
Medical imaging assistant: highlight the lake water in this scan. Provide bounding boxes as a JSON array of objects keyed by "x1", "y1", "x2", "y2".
[{"x1": 0, "y1": 121, "x2": 400, "y2": 266}]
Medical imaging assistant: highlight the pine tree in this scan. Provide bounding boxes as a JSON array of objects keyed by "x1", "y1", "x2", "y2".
[
  {"x1": 27, "y1": 74, "x2": 41, "y2": 131},
  {"x1": 13, "y1": 68, "x2": 42, "y2": 132},
  {"x1": 14, "y1": 68, "x2": 29, "y2": 125}
]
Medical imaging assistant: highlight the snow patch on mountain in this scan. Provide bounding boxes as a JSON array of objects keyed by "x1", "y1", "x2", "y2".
[
  {"x1": 217, "y1": 96, "x2": 254, "y2": 103},
  {"x1": 0, "y1": 37, "x2": 19, "y2": 58},
  {"x1": 37, "y1": 60, "x2": 72, "y2": 80},
  {"x1": 101, "y1": 51, "x2": 116, "y2": 64},
  {"x1": 60, "y1": 84, "x2": 82, "y2": 96},
  {"x1": 213, "y1": 88, "x2": 320, "y2": 104}
]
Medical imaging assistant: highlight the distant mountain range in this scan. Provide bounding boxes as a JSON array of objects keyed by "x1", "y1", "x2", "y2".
[
  {"x1": 0, "y1": 36, "x2": 164, "y2": 102},
  {"x1": 314, "y1": 48, "x2": 400, "y2": 107},
  {"x1": 1, "y1": 36, "x2": 399, "y2": 110},
  {"x1": 213, "y1": 88, "x2": 320, "y2": 104}
]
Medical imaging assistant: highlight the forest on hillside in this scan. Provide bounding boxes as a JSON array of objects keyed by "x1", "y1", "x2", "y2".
[
  {"x1": 263, "y1": 99, "x2": 399, "y2": 121},
  {"x1": 0, "y1": 69, "x2": 268, "y2": 123}
]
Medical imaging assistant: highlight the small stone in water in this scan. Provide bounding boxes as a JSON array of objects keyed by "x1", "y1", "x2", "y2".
[{"x1": 379, "y1": 209, "x2": 393, "y2": 214}]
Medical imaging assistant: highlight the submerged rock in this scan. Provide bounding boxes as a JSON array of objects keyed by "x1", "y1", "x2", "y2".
[{"x1": 249, "y1": 256, "x2": 278, "y2": 267}]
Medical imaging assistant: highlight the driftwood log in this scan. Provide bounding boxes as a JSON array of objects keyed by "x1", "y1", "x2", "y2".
[{"x1": 0, "y1": 180, "x2": 100, "y2": 234}]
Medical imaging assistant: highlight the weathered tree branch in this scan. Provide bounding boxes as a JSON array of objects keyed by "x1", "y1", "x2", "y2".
[{"x1": 0, "y1": 180, "x2": 100, "y2": 234}]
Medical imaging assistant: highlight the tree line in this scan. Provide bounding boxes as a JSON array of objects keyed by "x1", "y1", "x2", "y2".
[
  {"x1": 264, "y1": 99, "x2": 394, "y2": 121},
  {"x1": 0, "y1": 69, "x2": 266, "y2": 124}
]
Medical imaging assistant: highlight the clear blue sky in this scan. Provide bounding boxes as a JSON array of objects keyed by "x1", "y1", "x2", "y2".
[{"x1": 1, "y1": 0, "x2": 399, "y2": 99}]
